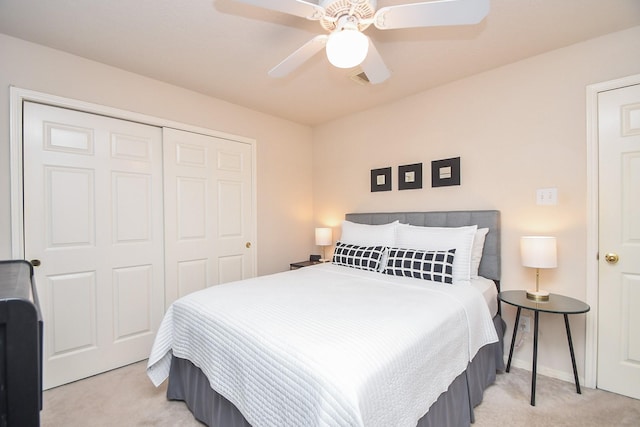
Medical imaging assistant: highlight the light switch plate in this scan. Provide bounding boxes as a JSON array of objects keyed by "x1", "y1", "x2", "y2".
[{"x1": 536, "y1": 187, "x2": 558, "y2": 205}]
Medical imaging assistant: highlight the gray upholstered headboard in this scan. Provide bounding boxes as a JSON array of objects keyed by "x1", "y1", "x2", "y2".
[{"x1": 345, "y1": 210, "x2": 501, "y2": 282}]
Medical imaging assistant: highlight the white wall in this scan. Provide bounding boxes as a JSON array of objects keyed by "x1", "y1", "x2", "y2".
[
  {"x1": 0, "y1": 33, "x2": 314, "y2": 276},
  {"x1": 312, "y1": 26, "x2": 640, "y2": 382}
]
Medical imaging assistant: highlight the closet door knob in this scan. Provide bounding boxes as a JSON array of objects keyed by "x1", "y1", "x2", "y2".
[
  {"x1": 246, "y1": 242, "x2": 251, "y2": 249},
  {"x1": 30, "y1": 259, "x2": 41, "y2": 267},
  {"x1": 604, "y1": 253, "x2": 619, "y2": 264}
]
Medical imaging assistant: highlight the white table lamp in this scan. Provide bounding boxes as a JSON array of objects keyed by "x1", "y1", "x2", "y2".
[
  {"x1": 315, "y1": 227, "x2": 332, "y2": 262},
  {"x1": 521, "y1": 236, "x2": 557, "y2": 301}
]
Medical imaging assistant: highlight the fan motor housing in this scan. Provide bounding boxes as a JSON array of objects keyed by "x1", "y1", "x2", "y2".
[{"x1": 319, "y1": 0, "x2": 377, "y2": 31}]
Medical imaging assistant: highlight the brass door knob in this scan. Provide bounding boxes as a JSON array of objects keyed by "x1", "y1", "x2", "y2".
[
  {"x1": 604, "y1": 253, "x2": 619, "y2": 264},
  {"x1": 245, "y1": 242, "x2": 251, "y2": 249}
]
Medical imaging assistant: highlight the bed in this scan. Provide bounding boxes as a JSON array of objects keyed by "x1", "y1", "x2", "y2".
[{"x1": 147, "y1": 210, "x2": 505, "y2": 427}]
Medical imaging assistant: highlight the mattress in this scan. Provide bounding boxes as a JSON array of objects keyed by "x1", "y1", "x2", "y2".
[
  {"x1": 470, "y1": 276, "x2": 499, "y2": 317},
  {"x1": 148, "y1": 263, "x2": 498, "y2": 427}
]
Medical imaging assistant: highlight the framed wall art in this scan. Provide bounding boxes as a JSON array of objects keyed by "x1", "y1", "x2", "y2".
[
  {"x1": 398, "y1": 163, "x2": 422, "y2": 190},
  {"x1": 431, "y1": 157, "x2": 461, "y2": 187},
  {"x1": 370, "y1": 167, "x2": 392, "y2": 192}
]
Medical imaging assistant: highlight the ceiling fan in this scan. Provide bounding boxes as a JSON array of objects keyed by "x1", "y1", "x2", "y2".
[{"x1": 233, "y1": 0, "x2": 490, "y2": 84}]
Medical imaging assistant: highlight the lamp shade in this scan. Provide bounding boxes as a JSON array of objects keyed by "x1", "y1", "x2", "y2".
[
  {"x1": 520, "y1": 236, "x2": 557, "y2": 269},
  {"x1": 315, "y1": 227, "x2": 332, "y2": 246},
  {"x1": 325, "y1": 28, "x2": 368, "y2": 69}
]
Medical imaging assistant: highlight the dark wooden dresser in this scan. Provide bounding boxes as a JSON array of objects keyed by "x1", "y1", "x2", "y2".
[{"x1": 0, "y1": 260, "x2": 42, "y2": 426}]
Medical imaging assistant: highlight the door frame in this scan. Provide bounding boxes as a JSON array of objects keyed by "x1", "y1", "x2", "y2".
[
  {"x1": 9, "y1": 86, "x2": 257, "y2": 273},
  {"x1": 585, "y1": 73, "x2": 640, "y2": 389}
]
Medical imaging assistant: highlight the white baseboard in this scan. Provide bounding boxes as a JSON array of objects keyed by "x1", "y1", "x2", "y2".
[{"x1": 507, "y1": 357, "x2": 589, "y2": 388}]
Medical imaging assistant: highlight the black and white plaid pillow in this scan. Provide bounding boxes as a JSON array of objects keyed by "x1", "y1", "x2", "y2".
[
  {"x1": 384, "y1": 248, "x2": 456, "y2": 284},
  {"x1": 332, "y1": 242, "x2": 386, "y2": 272}
]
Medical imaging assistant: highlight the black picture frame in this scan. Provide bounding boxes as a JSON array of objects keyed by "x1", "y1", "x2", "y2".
[
  {"x1": 398, "y1": 163, "x2": 423, "y2": 190},
  {"x1": 370, "y1": 167, "x2": 392, "y2": 192},
  {"x1": 431, "y1": 157, "x2": 461, "y2": 187}
]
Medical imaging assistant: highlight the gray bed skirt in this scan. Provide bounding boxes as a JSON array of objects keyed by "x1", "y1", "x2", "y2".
[{"x1": 166, "y1": 315, "x2": 505, "y2": 427}]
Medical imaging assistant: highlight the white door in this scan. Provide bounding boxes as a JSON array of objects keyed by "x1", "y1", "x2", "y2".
[
  {"x1": 23, "y1": 102, "x2": 165, "y2": 389},
  {"x1": 163, "y1": 128, "x2": 254, "y2": 306},
  {"x1": 597, "y1": 83, "x2": 640, "y2": 399}
]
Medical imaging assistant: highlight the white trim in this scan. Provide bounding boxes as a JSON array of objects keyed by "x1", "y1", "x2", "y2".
[
  {"x1": 510, "y1": 357, "x2": 581, "y2": 385},
  {"x1": 585, "y1": 73, "x2": 640, "y2": 389},
  {"x1": 9, "y1": 86, "x2": 258, "y2": 276},
  {"x1": 9, "y1": 87, "x2": 25, "y2": 258}
]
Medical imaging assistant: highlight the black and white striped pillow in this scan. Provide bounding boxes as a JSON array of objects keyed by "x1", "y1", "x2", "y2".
[
  {"x1": 384, "y1": 248, "x2": 456, "y2": 284},
  {"x1": 332, "y1": 242, "x2": 386, "y2": 272}
]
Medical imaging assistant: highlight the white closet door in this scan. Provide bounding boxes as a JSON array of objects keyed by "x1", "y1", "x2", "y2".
[
  {"x1": 163, "y1": 128, "x2": 254, "y2": 306},
  {"x1": 23, "y1": 102, "x2": 165, "y2": 389}
]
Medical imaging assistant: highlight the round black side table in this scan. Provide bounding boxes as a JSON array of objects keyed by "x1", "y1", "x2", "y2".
[{"x1": 498, "y1": 290, "x2": 590, "y2": 406}]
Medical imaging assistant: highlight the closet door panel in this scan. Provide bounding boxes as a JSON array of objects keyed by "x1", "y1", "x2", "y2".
[
  {"x1": 163, "y1": 128, "x2": 254, "y2": 306},
  {"x1": 23, "y1": 101, "x2": 164, "y2": 389}
]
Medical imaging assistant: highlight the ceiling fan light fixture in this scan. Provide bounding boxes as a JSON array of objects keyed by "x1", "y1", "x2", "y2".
[
  {"x1": 325, "y1": 28, "x2": 369, "y2": 69},
  {"x1": 244, "y1": 0, "x2": 490, "y2": 82}
]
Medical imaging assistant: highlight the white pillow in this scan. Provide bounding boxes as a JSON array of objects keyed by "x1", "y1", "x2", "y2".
[
  {"x1": 471, "y1": 228, "x2": 489, "y2": 278},
  {"x1": 395, "y1": 224, "x2": 478, "y2": 282},
  {"x1": 340, "y1": 220, "x2": 399, "y2": 247}
]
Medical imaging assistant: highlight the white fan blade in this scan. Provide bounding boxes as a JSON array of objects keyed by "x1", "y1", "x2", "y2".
[
  {"x1": 233, "y1": 0, "x2": 325, "y2": 20},
  {"x1": 373, "y1": 0, "x2": 490, "y2": 30},
  {"x1": 359, "y1": 38, "x2": 390, "y2": 84},
  {"x1": 268, "y1": 35, "x2": 329, "y2": 78}
]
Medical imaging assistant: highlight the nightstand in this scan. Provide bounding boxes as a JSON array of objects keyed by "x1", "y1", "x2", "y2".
[
  {"x1": 498, "y1": 290, "x2": 590, "y2": 406},
  {"x1": 289, "y1": 260, "x2": 323, "y2": 270}
]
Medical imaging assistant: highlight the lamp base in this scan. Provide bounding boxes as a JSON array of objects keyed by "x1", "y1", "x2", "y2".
[{"x1": 526, "y1": 289, "x2": 550, "y2": 301}]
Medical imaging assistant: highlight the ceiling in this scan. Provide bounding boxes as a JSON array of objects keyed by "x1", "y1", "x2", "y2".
[{"x1": 1, "y1": 0, "x2": 639, "y2": 126}]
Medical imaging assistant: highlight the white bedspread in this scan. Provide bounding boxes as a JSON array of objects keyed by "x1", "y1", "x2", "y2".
[{"x1": 147, "y1": 263, "x2": 498, "y2": 427}]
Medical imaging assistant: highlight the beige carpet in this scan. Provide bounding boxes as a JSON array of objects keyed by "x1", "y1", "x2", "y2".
[{"x1": 41, "y1": 361, "x2": 640, "y2": 426}]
